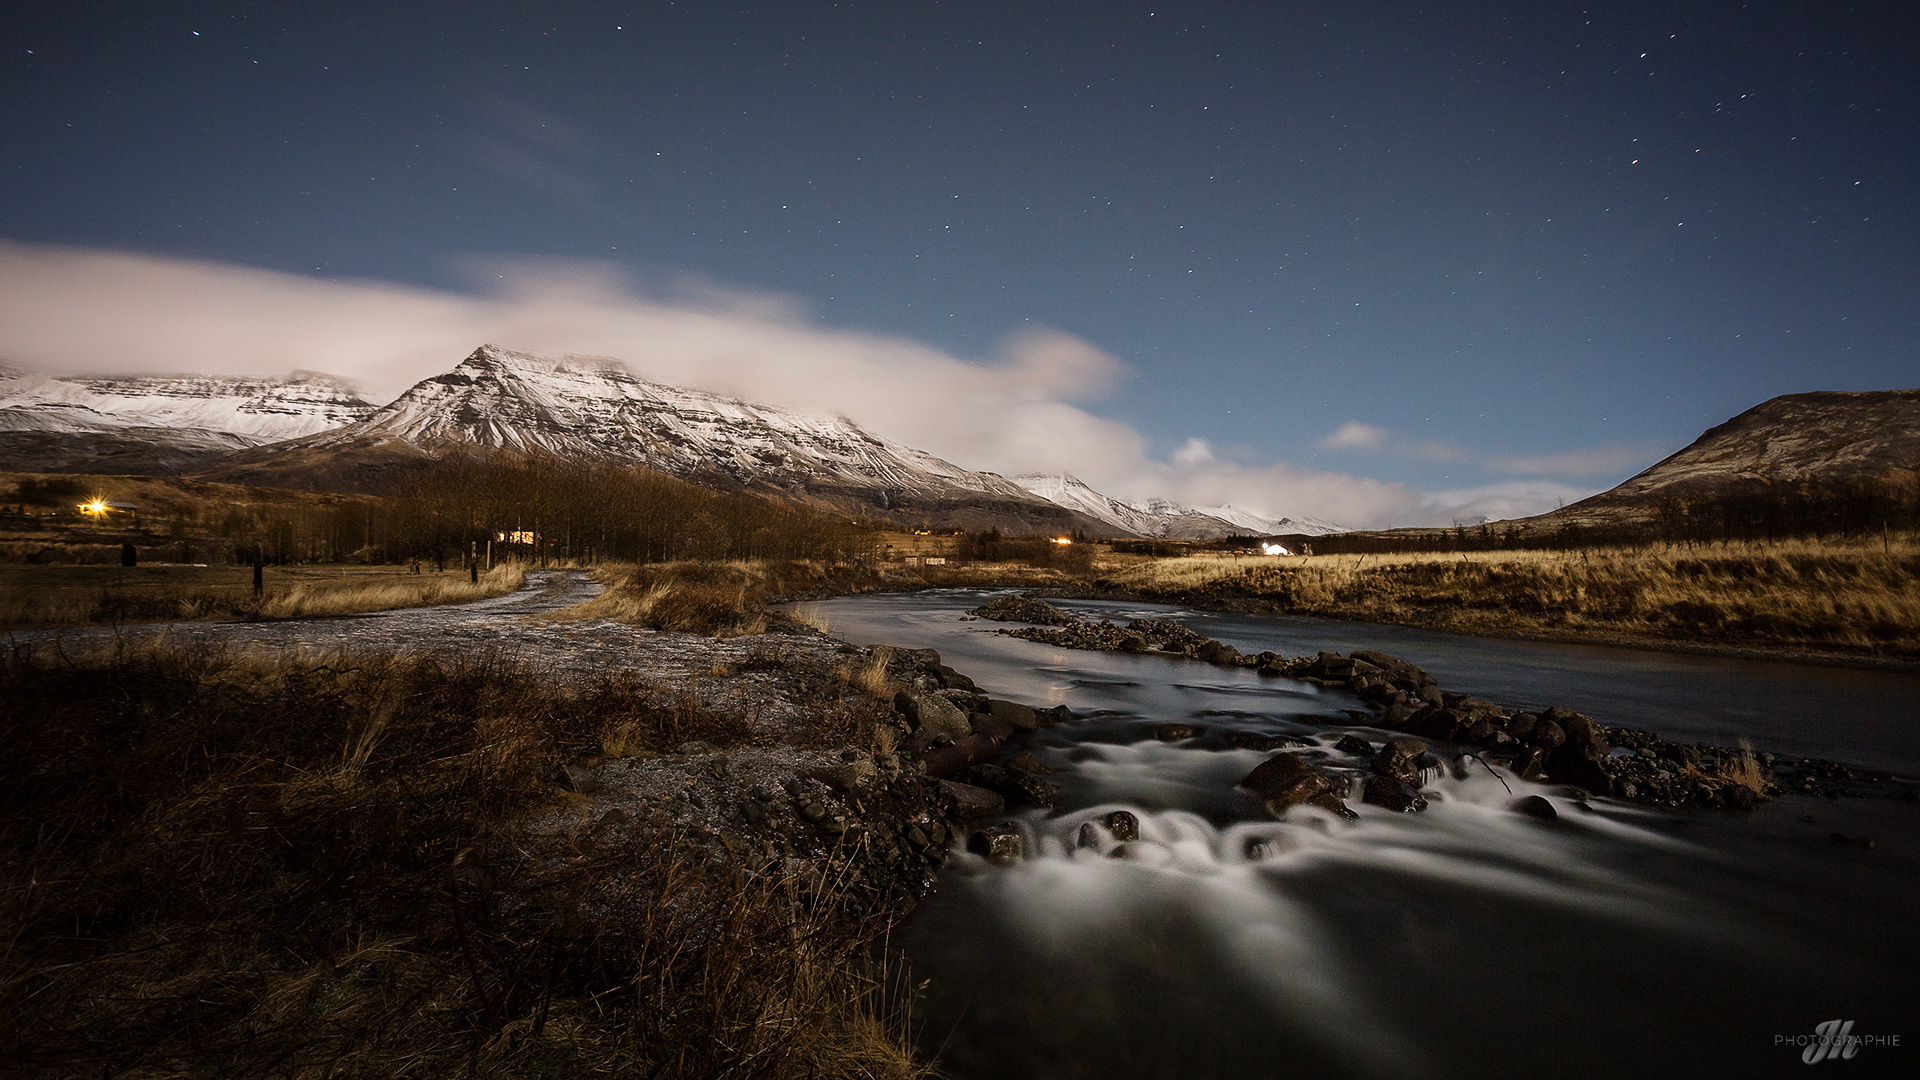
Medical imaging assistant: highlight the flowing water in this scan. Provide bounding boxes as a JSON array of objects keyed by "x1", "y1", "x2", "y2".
[{"x1": 815, "y1": 590, "x2": 1920, "y2": 1079}]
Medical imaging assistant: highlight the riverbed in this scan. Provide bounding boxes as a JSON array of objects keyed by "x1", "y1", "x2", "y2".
[{"x1": 814, "y1": 589, "x2": 1919, "y2": 1079}]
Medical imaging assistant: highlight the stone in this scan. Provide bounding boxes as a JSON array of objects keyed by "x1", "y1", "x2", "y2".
[
  {"x1": 1510, "y1": 795, "x2": 1557, "y2": 821},
  {"x1": 808, "y1": 758, "x2": 879, "y2": 794},
  {"x1": 937, "y1": 779, "x2": 1005, "y2": 818},
  {"x1": 1333, "y1": 734, "x2": 1376, "y2": 756},
  {"x1": 967, "y1": 824, "x2": 1023, "y2": 864},
  {"x1": 1007, "y1": 751, "x2": 1054, "y2": 774},
  {"x1": 1076, "y1": 821, "x2": 1101, "y2": 849},
  {"x1": 1527, "y1": 718, "x2": 1567, "y2": 750},
  {"x1": 1243, "y1": 836, "x2": 1275, "y2": 861},
  {"x1": 896, "y1": 689, "x2": 973, "y2": 752},
  {"x1": 998, "y1": 769, "x2": 1058, "y2": 808},
  {"x1": 1370, "y1": 737, "x2": 1428, "y2": 780},
  {"x1": 922, "y1": 733, "x2": 1002, "y2": 779},
  {"x1": 969, "y1": 711, "x2": 1016, "y2": 740},
  {"x1": 1104, "y1": 809, "x2": 1140, "y2": 842},
  {"x1": 1362, "y1": 774, "x2": 1428, "y2": 812},
  {"x1": 937, "y1": 664, "x2": 978, "y2": 691},
  {"x1": 1154, "y1": 723, "x2": 1200, "y2": 742},
  {"x1": 1545, "y1": 710, "x2": 1613, "y2": 794},
  {"x1": 1241, "y1": 753, "x2": 1353, "y2": 818},
  {"x1": 985, "y1": 698, "x2": 1041, "y2": 730},
  {"x1": 1197, "y1": 639, "x2": 1242, "y2": 665}
]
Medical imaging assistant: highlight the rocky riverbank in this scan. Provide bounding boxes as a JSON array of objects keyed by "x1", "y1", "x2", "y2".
[{"x1": 969, "y1": 594, "x2": 1918, "y2": 815}]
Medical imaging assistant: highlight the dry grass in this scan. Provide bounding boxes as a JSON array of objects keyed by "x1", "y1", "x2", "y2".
[
  {"x1": 788, "y1": 602, "x2": 834, "y2": 633},
  {"x1": 0, "y1": 562, "x2": 528, "y2": 628},
  {"x1": 0, "y1": 640, "x2": 925, "y2": 1079},
  {"x1": 853, "y1": 646, "x2": 898, "y2": 700},
  {"x1": 1098, "y1": 537, "x2": 1920, "y2": 657},
  {"x1": 571, "y1": 559, "x2": 897, "y2": 637}
]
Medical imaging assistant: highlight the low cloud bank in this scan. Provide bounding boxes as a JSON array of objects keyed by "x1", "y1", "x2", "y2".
[{"x1": 0, "y1": 240, "x2": 1601, "y2": 528}]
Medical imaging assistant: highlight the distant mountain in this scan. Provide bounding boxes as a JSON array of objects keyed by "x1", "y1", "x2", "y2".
[
  {"x1": 1535, "y1": 389, "x2": 1920, "y2": 529},
  {"x1": 0, "y1": 365, "x2": 376, "y2": 474},
  {"x1": 202, "y1": 345, "x2": 1113, "y2": 534},
  {"x1": 1186, "y1": 502, "x2": 1348, "y2": 537},
  {"x1": 1010, "y1": 473, "x2": 1346, "y2": 539}
]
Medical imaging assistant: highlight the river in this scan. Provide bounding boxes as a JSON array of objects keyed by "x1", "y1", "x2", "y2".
[{"x1": 813, "y1": 589, "x2": 1919, "y2": 1080}]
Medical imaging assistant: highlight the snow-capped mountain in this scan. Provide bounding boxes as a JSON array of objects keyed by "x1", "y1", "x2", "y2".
[
  {"x1": 207, "y1": 345, "x2": 1112, "y2": 534},
  {"x1": 1011, "y1": 473, "x2": 1346, "y2": 539},
  {"x1": 0, "y1": 366, "x2": 375, "y2": 439},
  {"x1": 1186, "y1": 503, "x2": 1348, "y2": 537},
  {"x1": 0, "y1": 364, "x2": 378, "y2": 474}
]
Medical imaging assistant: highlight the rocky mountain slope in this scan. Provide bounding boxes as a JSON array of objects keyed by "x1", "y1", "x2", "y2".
[
  {"x1": 1534, "y1": 388, "x2": 1920, "y2": 529},
  {"x1": 0, "y1": 366, "x2": 376, "y2": 474},
  {"x1": 201, "y1": 345, "x2": 1114, "y2": 534}
]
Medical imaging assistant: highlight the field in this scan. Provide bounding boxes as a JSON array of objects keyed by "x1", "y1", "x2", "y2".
[
  {"x1": 0, "y1": 561, "x2": 526, "y2": 627},
  {"x1": 0, "y1": 640, "x2": 923, "y2": 1079},
  {"x1": 1092, "y1": 537, "x2": 1920, "y2": 659}
]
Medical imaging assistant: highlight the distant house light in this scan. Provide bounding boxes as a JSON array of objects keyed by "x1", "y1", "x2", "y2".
[
  {"x1": 495, "y1": 530, "x2": 537, "y2": 545},
  {"x1": 1261, "y1": 543, "x2": 1290, "y2": 556},
  {"x1": 1052, "y1": 537, "x2": 1072, "y2": 545}
]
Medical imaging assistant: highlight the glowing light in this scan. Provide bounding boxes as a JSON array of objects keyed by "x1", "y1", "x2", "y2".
[
  {"x1": 1261, "y1": 542, "x2": 1290, "y2": 556},
  {"x1": 79, "y1": 499, "x2": 108, "y2": 516},
  {"x1": 1052, "y1": 537, "x2": 1072, "y2": 545}
]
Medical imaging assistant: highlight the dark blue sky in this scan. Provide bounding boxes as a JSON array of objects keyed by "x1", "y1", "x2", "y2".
[{"x1": 3, "y1": 1, "x2": 1915, "y2": 517}]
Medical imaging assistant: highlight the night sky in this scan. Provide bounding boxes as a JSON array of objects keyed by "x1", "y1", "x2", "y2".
[{"x1": 3, "y1": 1, "x2": 1915, "y2": 526}]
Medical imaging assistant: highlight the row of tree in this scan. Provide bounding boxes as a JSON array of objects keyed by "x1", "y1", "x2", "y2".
[{"x1": 83, "y1": 457, "x2": 881, "y2": 566}]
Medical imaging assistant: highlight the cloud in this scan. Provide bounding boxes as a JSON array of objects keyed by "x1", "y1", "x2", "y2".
[
  {"x1": 1319, "y1": 418, "x2": 1664, "y2": 479},
  {"x1": 0, "y1": 240, "x2": 1591, "y2": 529},
  {"x1": 1318, "y1": 421, "x2": 1387, "y2": 451}
]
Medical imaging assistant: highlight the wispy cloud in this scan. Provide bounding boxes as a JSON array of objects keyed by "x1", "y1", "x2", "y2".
[
  {"x1": 1319, "y1": 418, "x2": 1665, "y2": 479},
  {"x1": 0, "y1": 240, "x2": 1594, "y2": 528}
]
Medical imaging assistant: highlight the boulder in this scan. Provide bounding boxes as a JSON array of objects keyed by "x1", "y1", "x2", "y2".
[
  {"x1": 897, "y1": 689, "x2": 973, "y2": 752},
  {"x1": 922, "y1": 733, "x2": 1002, "y2": 779},
  {"x1": 970, "y1": 711, "x2": 1016, "y2": 740},
  {"x1": 1104, "y1": 809, "x2": 1140, "y2": 842},
  {"x1": 1333, "y1": 734, "x2": 1376, "y2": 756},
  {"x1": 1509, "y1": 795, "x2": 1558, "y2": 821},
  {"x1": 1527, "y1": 718, "x2": 1566, "y2": 750},
  {"x1": 1362, "y1": 774, "x2": 1428, "y2": 812},
  {"x1": 1370, "y1": 736, "x2": 1428, "y2": 780},
  {"x1": 937, "y1": 779, "x2": 1005, "y2": 818},
  {"x1": 984, "y1": 698, "x2": 1042, "y2": 731},
  {"x1": 1197, "y1": 639, "x2": 1243, "y2": 665},
  {"x1": 1544, "y1": 709, "x2": 1613, "y2": 795},
  {"x1": 1154, "y1": 723, "x2": 1200, "y2": 742},
  {"x1": 1240, "y1": 753, "x2": 1354, "y2": 818},
  {"x1": 967, "y1": 824, "x2": 1023, "y2": 864}
]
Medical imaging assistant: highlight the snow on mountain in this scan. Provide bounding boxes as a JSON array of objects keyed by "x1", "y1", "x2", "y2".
[
  {"x1": 226, "y1": 345, "x2": 1104, "y2": 533},
  {"x1": 1011, "y1": 473, "x2": 1346, "y2": 539},
  {"x1": 1189, "y1": 503, "x2": 1348, "y2": 537},
  {"x1": 0, "y1": 365, "x2": 376, "y2": 441}
]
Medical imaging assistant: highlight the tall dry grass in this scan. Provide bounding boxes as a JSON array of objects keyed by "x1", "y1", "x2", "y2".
[
  {"x1": 573, "y1": 559, "x2": 897, "y2": 637},
  {"x1": 258, "y1": 562, "x2": 526, "y2": 619},
  {"x1": 0, "y1": 640, "x2": 926, "y2": 1079},
  {"x1": 1099, "y1": 537, "x2": 1920, "y2": 656}
]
